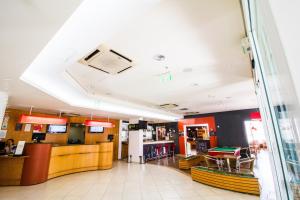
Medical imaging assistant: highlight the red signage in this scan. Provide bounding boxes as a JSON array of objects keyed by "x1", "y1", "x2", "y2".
[
  {"x1": 84, "y1": 120, "x2": 114, "y2": 128},
  {"x1": 19, "y1": 114, "x2": 67, "y2": 125},
  {"x1": 250, "y1": 112, "x2": 261, "y2": 120}
]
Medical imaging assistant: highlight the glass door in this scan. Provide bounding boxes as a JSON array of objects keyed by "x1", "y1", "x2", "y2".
[{"x1": 243, "y1": 0, "x2": 300, "y2": 199}]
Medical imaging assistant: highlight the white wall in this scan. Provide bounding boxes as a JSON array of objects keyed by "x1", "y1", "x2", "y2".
[
  {"x1": 128, "y1": 118, "x2": 143, "y2": 163},
  {"x1": 0, "y1": 91, "x2": 8, "y2": 129},
  {"x1": 267, "y1": 0, "x2": 300, "y2": 102},
  {"x1": 128, "y1": 130, "x2": 143, "y2": 163}
]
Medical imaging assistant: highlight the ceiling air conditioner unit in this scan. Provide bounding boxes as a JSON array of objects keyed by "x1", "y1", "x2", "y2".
[{"x1": 79, "y1": 45, "x2": 133, "y2": 75}]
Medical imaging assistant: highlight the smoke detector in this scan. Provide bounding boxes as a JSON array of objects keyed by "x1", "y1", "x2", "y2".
[
  {"x1": 153, "y1": 54, "x2": 165, "y2": 61},
  {"x1": 79, "y1": 45, "x2": 133, "y2": 75}
]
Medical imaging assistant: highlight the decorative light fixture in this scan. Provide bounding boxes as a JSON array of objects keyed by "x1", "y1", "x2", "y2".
[
  {"x1": 84, "y1": 120, "x2": 114, "y2": 128},
  {"x1": 19, "y1": 114, "x2": 67, "y2": 125},
  {"x1": 19, "y1": 107, "x2": 67, "y2": 125},
  {"x1": 84, "y1": 114, "x2": 114, "y2": 128}
]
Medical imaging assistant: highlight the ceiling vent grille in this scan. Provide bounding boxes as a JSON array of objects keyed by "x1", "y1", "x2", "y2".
[
  {"x1": 159, "y1": 103, "x2": 178, "y2": 109},
  {"x1": 184, "y1": 111, "x2": 199, "y2": 115},
  {"x1": 61, "y1": 112, "x2": 80, "y2": 117},
  {"x1": 79, "y1": 45, "x2": 133, "y2": 75},
  {"x1": 179, "y1": 108, "x2": 188, "y2": 111}
]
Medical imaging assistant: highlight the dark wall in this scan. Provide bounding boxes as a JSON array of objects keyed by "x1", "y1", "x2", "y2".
[
  {"x1": 151, "y1": 122, "x2": 179, "y2": 154},
  {"x1": 185, "y1": 108, "x2": 259, "y2": 147}
]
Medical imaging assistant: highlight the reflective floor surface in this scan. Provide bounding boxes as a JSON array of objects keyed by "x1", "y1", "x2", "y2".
[{"x1": 0, "y1": 161, "x2": 260, "y2": 200}]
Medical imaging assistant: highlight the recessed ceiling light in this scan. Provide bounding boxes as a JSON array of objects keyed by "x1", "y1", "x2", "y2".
[
  {"x1": 153, "y1": 54, "x2": 165, "y2": 61},
  {"x1": 183, "y1": 68, "x2": 193, "y2": 72},
  {"x1": 192, "y1": 83, "x2": 199, "y2": 86}
]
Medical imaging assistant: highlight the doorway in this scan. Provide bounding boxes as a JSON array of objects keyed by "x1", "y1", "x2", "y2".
[
  {"x1": 68, "y1": 123, "x2": 85, "y2": 144},
  {"x1": 184, "y1": 124, "x2": 209, "y2": 156}
]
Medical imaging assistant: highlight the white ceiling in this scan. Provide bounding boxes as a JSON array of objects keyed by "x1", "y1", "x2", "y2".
[{"x1": 0, "y1": 0, "x2": 258, "y2": 121}]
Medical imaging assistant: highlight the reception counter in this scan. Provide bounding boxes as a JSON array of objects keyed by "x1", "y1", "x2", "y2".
[
  {"x1": 0, "y1": 156, "x2": 28, "y2": 186},
  {"x1": 0, "y1": 142, "x2": 113, "y2": 186},
  {"x1": 48, "y1": 142, "x2": 113, "y2": 179}
]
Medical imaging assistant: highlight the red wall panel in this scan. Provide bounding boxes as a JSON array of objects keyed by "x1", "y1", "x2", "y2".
[{"x1": 178, "y1": 116, "x2": 216, "y2": 154}]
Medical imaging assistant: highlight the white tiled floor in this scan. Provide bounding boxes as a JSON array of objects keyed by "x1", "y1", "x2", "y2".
[{"x1": 0, "y1": 161, "x2": 260, "y2": 200}]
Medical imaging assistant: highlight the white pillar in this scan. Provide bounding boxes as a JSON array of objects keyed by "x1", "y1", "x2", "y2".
[
  {"x1": 0, "y1": 91, "x2": 8, "y2": 129},
  {"x1": 118, "y1": 120, "x2": 123, "y2": 159},
  {"x1": 128, "y1": 118, "x2": 143, "y2": 163}
]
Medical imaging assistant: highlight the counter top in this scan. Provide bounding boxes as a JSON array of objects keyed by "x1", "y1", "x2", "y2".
[
  {"x1": 143, "y1": 140, "x2": 174, "y2": 145},
  {"x1": 52, "y1": 142, "x2": 112, "y2": 147},
  {"x1": 0, "y1": 155, "x2": 29, "y2": 159}
]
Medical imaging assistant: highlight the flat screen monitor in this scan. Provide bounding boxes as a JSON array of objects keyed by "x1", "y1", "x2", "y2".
[
  {"x1": 107, "y1": 134, "x2": 114, "y2": 142},
  {"x1": 47, "y1": 124, "x2": 67, "y2": 133},
  {"x1": 0, "y1": 141, "x2": 5, "y2": 151},
  {"x1": 89, "y1": 126, "x2": 104, "y2": 133},
  {"x1": 32, "y1": 133, "x2": 46, "y2": 143}
]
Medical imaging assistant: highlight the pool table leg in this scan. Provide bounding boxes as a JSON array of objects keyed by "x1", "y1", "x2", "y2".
[{"x1": 226, "y1": 158, "x2": 231, "y2": 172}]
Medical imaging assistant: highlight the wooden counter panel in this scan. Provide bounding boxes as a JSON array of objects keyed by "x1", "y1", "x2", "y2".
[
  {"x1": 48, "y1": 142, "x2": 113, "y2": 179},
  {"x1": 191, "y1": 167, "x2": 260, "y2": 195},
  {"x1": 21, "y1": 143, "x2": 52, "y2": 185},
  {"x1": 98, "y1": 142, "x2": 113, "y2": 170},
  {"x1": 51, "y1": 145, "x2": 99, "y2": 156},
  {"x1": 0, "y1": 156, "x2": 26, "y2": 186},
  {"x1": 178, "y1": 155, "x2": 204, "y2": 170},
  {"x1": 99, "y1": 142, "x2": 113, "y2": 152}
]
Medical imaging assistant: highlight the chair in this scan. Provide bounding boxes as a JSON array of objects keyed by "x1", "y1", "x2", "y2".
[
  {"x1": 226, "y1": 156, "x2": 241, "y2": 172},
  {"x1": 238, "y1": 158, "x2": 255, "y2": 174},
  {"x1": 240, "y1": 147, "x2": 251, "y2": 159},
  {"x1": 204, "y1": 155, "x2": 220, "y2": 170},
  {"x1": 143, "y1": 145, "x2": 151, "y2": 161},
  {"x1": 170, "y1": 143, "x2": 175, "y2": 157}
]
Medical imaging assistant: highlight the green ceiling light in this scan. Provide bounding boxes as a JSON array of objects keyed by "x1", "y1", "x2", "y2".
[
  {"x1": 159, "y1": 66, "x2": 173, "y2": 82},
  {"x1": 160, "y1": 72, "x2": 173, "y2": 83}
]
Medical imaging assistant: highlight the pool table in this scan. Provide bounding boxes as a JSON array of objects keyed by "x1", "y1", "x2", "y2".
[{"x1": 208, "y1": 147, "x2": 241, "y2": 156}]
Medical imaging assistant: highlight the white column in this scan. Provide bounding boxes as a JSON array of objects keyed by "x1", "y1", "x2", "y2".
[
  {"x1": 0, "y1": 91, "x2": 8, "y2": 129},
  {"x1": 128, "y1": 118, "x2": 143, "y2": 163},
  {"x1": 118, "y1": 120, "x2": 123, "y2": 159}
]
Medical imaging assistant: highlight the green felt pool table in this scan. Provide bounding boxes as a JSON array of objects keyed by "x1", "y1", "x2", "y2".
[{"x1": 208, "y1": 147, "x2": 241, "y2": 156}]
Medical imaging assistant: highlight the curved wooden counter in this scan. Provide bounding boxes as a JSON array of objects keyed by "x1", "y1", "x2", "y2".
[
  {"x1": 0, "y1": 156, "x2": 28, "y2": 186},
  {"x1": 21, "y1": 143, "x2": 52, "y2": 185},
  {"x1": 48, "y1": 142, "x2": 113, "y2": 179},
  {"x1": 191, "y1": 166, "x2": 260, "y2": 195},
  {"x1": 178, "y1": 155, "x2": 205, "y2": 170}
]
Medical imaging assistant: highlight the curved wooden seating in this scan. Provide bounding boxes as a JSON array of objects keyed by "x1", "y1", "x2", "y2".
[
  {"x1": 178, "y1": 155, "x2": 205, "y2": 169},
  {"x1": 191, "y1": 166, "x2": 260, "y2": 195}
]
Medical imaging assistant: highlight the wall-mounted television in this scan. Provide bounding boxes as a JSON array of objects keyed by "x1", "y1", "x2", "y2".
[
  {"x1": 47, "y1": 124, "x2": 67, "y2": 133},
  {"x1": 89, "y1": 126, "x2": 104, "y2": 133},
  {"x1": 32, "y1": 133, "x2": 46, "y2": 143}
]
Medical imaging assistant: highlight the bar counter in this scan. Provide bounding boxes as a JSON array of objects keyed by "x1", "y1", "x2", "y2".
[{"x1": 143, "y1": 140, "x2": 174, "y2": 145}]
